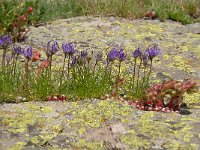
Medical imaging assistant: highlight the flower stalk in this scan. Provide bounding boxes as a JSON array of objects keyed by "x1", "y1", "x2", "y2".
[
  {"x1": 23, "y1": 46, "x2": 32, "y2": 96},
  {"x1": 0, "y1": 35, "x2": 12, "y2": 70}
]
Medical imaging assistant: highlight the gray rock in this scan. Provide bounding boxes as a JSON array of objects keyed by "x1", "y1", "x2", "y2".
[{"x1": 111, "y1": 123, "x2": 126, "y2": 134}]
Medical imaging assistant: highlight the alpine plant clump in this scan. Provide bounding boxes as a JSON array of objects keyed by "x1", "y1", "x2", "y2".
[
  {"x1": 130, "y1": 45, "x2": 160, "y2": 99},
  {"x1": 0, "y1": 34, "x2": 199, "y2": 113},
  {"x1": 0, "y1": 35, "x2": 12, "y2": 68},
  {"x1": 129, "y1": 79, "x2": 199, "y2": 112}
]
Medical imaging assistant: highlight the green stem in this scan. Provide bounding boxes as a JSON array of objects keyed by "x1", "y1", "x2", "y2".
[
  {"x1": 115, "y1": 61, "x2": 122, "y2": 97},
  {"x1": 24, "y1": 59, "x2": 30, "y2": 96},
  {"x1": 49, "y1": 55, "x2": 53, "y2": 74},
  {"x1": 93, "y1": 60, "x2": 98, "y2": 74},
  {"x1": 135, "y1": 59, "x2": 142, "y2": 96},
  {"x1": 132, "y1": 58, "x2": 137, "y2": 92},
  {"x1": 2, "y1": 48, "x2": 7, "y2": 69},
  {"x1": 13, "y1": 55, "x2": 18, "y2": 77},
  {"x1": 109, "y1": 63, "x2": 113, "y2": 82},
  {"x1": 60, "y1": 54, "x2": 67, "y2": 87},
  {"x1": 117, "y1": 61, "x2": 121, "y2": 80},
  {"x1": 47, "y1": 55, "x2": 53, "y2": 81},
  {"x1": 147, "y1": 59, "x2": 153, "y2": 85},
  {"x1": 141, "y1": 65, "x2": 147, "y2": 90},
  {"x1": 67, "y1": 55, "x2": 71, "y2": 78}
]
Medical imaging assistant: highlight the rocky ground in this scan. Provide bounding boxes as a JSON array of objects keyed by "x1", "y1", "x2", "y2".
[{"x1": 0, "y1": 16, "x2": 200, "y2": 149}]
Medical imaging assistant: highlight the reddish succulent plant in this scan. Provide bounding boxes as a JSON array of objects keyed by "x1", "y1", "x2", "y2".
[
  {"x1": 129, "y1": 79, "x2": 199, "y2": 112},
  {"x1": 32, "y1": 50, "x2": 41, "y2": 62},
  {"x1": 145, "y1": 10, "x2": 156, "y2": 19},
  {"x1": 19, "y1": 15, "x2": 27, "y2": 22},
  {"x1": 39, "y1": 61, "x2": 49, "y2": 69},
  {"x1": 26, "y1": 6, "x2": 33, "y2": 14},
  {"x1": 47, "y1": 95, "x2": 67, "y2": 101}
]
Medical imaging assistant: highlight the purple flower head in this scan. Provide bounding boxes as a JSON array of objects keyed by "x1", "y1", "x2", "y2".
[
  {"x1": 145, "y1": 45, "x2": 159, "y2": 60},
  {"x1": 46, "y1": 40, "x2": 59, "y2": 57},
  {"x1": 107, "y1": 47, "x2": 119, "y2": 62},
  {"x1": 133, "y1": 48, "x2": 142, "y2": 59},
  {"x1": 0, "y1": 35, "x2": 12, "y2": 49},
  {"x1": 23, "y1": 46, "x2": 32, "y2": 60},
  {"x1": 80, "y1": 50, "x2": 88, "y2": 58},
  {"x1": 12, "y1": 45, "x2": 24, "y2": 56},
  {"x1": 119, "y1": 47, "x2": 126, "y2": 62},
  {"x1": 62, "y1": 42, "x2": 75, "y2": 56}
]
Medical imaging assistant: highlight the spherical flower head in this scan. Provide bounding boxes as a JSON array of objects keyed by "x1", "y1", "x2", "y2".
[
  {"x1": 119, "y1": 47, "x2": 126, "y2": 62},
  {"x1": 51, "y1": 41, "x2": 59, "y2": 54},
  {"x1": 12, "y1": 45, "x2": 24, "y2": 56},
  {"x1": 23, "y1": 46, "x2": 32, "y2": 60},
  {"x1": 133, "y1": 48, "x2": 142, "y2": 59},
  {"x1": 145, "y1": 45, "x2": 159, "y2": 60},
  {"x1": 107, "y1": 47, "x2": 119, "y2": 62},
  {"x1": 0, "y1": 35, "x2": 12, "y2": 49},
  {"x1": 62, "y1": 42, "x2": 75, "y2": 56},
  {"x1": 46, "y1": 40, "x2": 59, "y2": 57}
]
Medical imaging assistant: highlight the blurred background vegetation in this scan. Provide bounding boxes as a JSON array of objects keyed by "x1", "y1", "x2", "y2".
[{"x1": 0, "y1": 0, "x2": 200, "y2": 35}]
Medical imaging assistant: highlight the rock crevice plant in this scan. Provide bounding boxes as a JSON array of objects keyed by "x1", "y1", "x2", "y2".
[
  {"x1": 129, "y1": 79, "x2": 199, "y2": 112},
  {"x1": 129, "y1": 45, "x2": 159, "y2": 99},
  {"x1": 23, "y1": 46, "x2": 32, "y2": 96},
  {"x1": 0, "y1": 35, "x2": 12, "y2": 69},
  {"x1": 0, "y1": 34, "x2": 199, "y2": 113}
]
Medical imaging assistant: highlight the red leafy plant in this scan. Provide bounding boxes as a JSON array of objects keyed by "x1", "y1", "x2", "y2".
[
  {"x1": 129, "y1": 79, "x2": 199, "y2": 112},
  {"x1": 47, "y1": 95, "x2": 67, "y2": 101},
  {"x1": 12, "y1": 6, "x2": 33, "y2": 42},
  {"x1": 145, "y1": 10, "x2": 156, "y2": 19},
  {"x1": 32, "y1": 50, "x2": 41, "y2": 62}
]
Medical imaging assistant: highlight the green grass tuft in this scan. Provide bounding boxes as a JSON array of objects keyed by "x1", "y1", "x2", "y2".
[{"x1": 0, "y1": 0, "x2": 200, "y2": 34}]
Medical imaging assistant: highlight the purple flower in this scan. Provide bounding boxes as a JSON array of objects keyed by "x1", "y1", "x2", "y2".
[
  {"x1": 0, "y1": 35, "x2": 12, "y2": 49},
  {"x1": 107, "y1": 47, "x2": 119, "y2": 62},
  {"x1": 12, "y1": 45, "x2": 24, "y2": 56},
  {"x1": 23, "y1": 46, "x2": 32, "y2": 60},
  {"x1": 62, "y1": 42, "x2": 75, "y2": 56},
  {"x1": 80, "y1": 50, "x2": 88, "y2": 58},
  {"x1": 119, "y1": 47, "x2": 126, "y2": 62},
  {"x1": 145, "y1": 45, "x2": 159, "y2": 60},
  {"x1": 46, "y1": 40, "x2": 59, "y2": 57},
  {"x1": 133, "y1": 48, "x2": 142, "y2": 59}
]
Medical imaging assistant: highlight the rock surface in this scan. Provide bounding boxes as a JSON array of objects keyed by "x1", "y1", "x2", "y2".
[
  {"x1": 0, "y1": 16, "x2": 200, "y2": 149},
  {"x1": 25, "y1": 16, "x2": 200, "y2": 81},
  {"x1": 1, "y1": 99, "x2": 200, "y2": 149}
]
